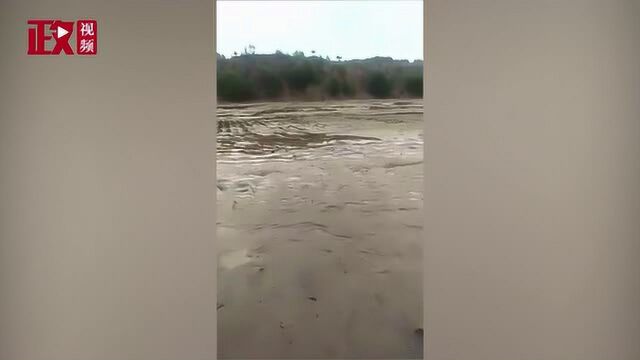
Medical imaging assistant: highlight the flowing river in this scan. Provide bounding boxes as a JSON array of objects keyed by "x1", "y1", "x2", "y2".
[{"x1": 217, "y1": 99, "x2": 423, "y2": 359}]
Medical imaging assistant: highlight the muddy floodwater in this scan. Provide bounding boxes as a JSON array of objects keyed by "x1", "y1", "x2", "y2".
[{"x1": 217, "y1": 99, "x2": 423, "y2": 359}]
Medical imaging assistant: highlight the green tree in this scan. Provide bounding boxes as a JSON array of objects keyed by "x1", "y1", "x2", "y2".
[
  {"x1": 366, "y1": 72, "x2": 392, "y2": 98},
  {"x1": 216, "y1": 49, "x2": 423, "y2": 102},
  {"x1": 257, "y1": 69, "x2": 283, "y2": 99},
  {"x1": 326, "y1": 77, "x2": 340, "y2": 97},
  {"x1": 284, "y1": 62, "x2": 317, "y2": 92},
  {"x1": 340, "y1": 81, "x2": 355, "y2": 97},
  {"x1": 405, "y1": 76, "x2": 423, "y2": 97},
  {"x1": 217, "y1": 71, "x2": 256, "y2": 102}
]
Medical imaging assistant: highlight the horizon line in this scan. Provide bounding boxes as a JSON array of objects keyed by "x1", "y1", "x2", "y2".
[{"x1": 216, "y1": 51, "x2": 423, "y2": 62}]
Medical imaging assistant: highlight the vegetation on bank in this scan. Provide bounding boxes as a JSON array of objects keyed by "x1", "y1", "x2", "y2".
[{"x1": 217, "y1": 51, "x2": 423, "y2": 103}]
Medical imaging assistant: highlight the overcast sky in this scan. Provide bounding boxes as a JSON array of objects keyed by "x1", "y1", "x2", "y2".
[{"x1": 217, "y1": 1, "x2": 423, "y2": 61}]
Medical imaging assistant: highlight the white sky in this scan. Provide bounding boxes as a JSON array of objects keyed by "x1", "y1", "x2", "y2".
[{"x1": 217, "y1": 1, "x2": 423, "y2": 61}]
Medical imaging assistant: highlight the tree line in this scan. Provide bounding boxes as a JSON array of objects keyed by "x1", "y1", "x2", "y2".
[{"x1": 217, "y1": 51, "x2": 423, "y2": 102}]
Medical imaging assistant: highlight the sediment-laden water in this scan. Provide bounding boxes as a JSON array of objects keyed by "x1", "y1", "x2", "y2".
[{"x1": 217, "y1": 99, "x2": 423, "y2": 359}]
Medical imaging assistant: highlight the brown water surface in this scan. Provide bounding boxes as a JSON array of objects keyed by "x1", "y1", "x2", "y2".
[{"x1": 217, "y1": 99, "x2": 423, "y2": 359}]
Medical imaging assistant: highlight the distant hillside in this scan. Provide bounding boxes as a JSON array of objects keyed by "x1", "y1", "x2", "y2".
[{"x1": 216, "y1": 52, "x2": 423, "y2": 103}]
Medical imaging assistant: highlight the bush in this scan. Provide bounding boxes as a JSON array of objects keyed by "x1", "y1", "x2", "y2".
[
  {"x1": 217, "y1": 71, "x2": 256, "y2": 102},
  {"x1": 366, "y1": 72, "x2": 392, "y2": 98},
  {"x1": 405, "y1": 76, "x2": 423, "y2": 97}
]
